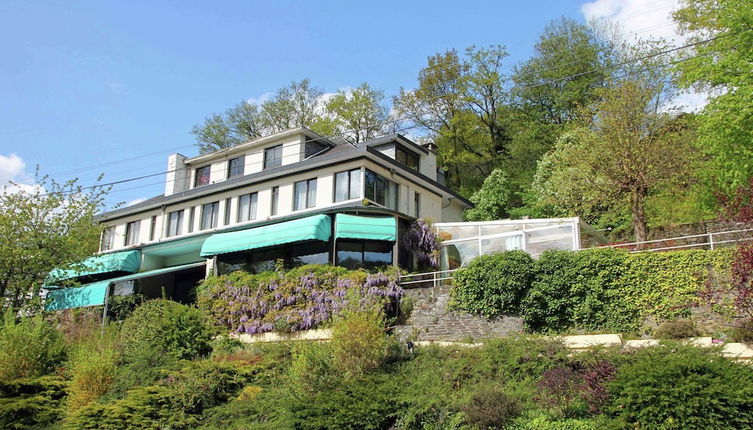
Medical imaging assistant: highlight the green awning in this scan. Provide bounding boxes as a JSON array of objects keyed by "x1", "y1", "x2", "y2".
[
  {"x1": 200, "y1": 214, "x2": 332, "y2": 257},
  {"x1": 44, "y1": 262, "x2": 206, "y2": 311},
  {"x1": 47, "y1": 250, "x2": 141, "y2": 283},
  {"x1": 335, "y1": 214, "x2": 397, "y2": 241}
]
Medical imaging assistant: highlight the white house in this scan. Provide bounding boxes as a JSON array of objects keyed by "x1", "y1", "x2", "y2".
[{"x1": 44, "y1": 128, "x2": 472, "y2": 310}]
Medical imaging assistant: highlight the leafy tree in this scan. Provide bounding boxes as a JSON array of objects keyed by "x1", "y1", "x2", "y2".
[
  {"x1": 259, "y1": 78, "x2": 326, "y2": 134},
  {"x1": 464, "y1": 168, "x2": 515, "y2": 221},
  {"x1": 530, "y1": 80, "x2": 699, "y2": 242},
  {"x1": 0, "y1": 177, "x2": 106, "y2": 310},
  {"x1": 191, "y1": 101, "x2": 264, "y2": 154},
  {"x1": 674, "y1": 0, "x2": 753, "y2": 195},
  {"x1": 394, "y1": 46, "x2": 511, "y2": 195},
  {"x1": 322, "y1": 83, "x2": 389, "y2": 144}
]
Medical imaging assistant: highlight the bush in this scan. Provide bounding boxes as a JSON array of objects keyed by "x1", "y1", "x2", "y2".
[
  {"x1": 66, "y1": 330, "x2": 120, "y2": 412},
  {"x1": 654, "y1": 319, "x2": 701, "y2": 339},
  {"x1": 536, "y1": 367, "x2": 583, "y2": 418},
  {"x1": 461, "y1": 385, "x2": 521, "y2": 429},
  {"x1": 730, "y1": 318, "x2": 753, "y2": 343},
  {"x1": 289, "y1": 341, "x2": 334, "y2": 394},
  {"x1": 0, "y1": 312, "x2": 66, "y2": 381},
  {"x1": 66, "y1": 360, "x2": 250, "y2": 430},
  {"x1": 106, "y1": 294, "x2": 144, "y2": 322},
  {"x1": 452, "y1": 251, "x2": 536, "y2": 317},
  {"x1": 330, "y1": 304, "x2": 389, "y2": 378},
  {"x1": 0, "y1": 376, "x2": 67, "y2": 430},
  {"x1": 607, "y1": 344, "x2": 753, "y2": 429},
  {"x1": 119, "y1": 299, "x2": 212, "y2": 362}
]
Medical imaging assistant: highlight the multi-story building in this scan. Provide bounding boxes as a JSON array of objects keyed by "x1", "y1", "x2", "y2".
[{"x1": 45, "y1": 128, "x2": 472, "y2": 310}]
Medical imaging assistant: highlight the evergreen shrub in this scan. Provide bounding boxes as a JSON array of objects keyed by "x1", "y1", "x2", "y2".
[
  {"x1": 0, "y1": 376, "x2": 67, "y2": 430},
  {"x1": 0, "y1": 312, "x2": 66, "y2": 381}
]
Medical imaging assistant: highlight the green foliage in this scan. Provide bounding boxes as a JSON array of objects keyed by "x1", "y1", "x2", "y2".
[
  {"x1": 65, "y1": 329, "x2": 120, "y2": 412},
  {"x1": 65, "y1": 360, "x2": 250, "y2": 430},
  {"x1": 607, "y1": 344, "x2": 753, "y2": 429},
  {"x1": 465, "y1": 169, "x2": 516, "y2": 221},
  {"x1": 106, "y1": 294, "x2": 144, "y2": 322},
  {"x1": 510, "y1": 413, "x2": 605, "y2": 430},
  {"x1": 452, "y1": 251, "x2": 536, "y2": 317},
  {"x1": 119, "y1": 299, "x2": 213, "y2": 363},
  {"x1": 0, "y1": 312, "x2": 66, "y2": 381},
  {"x1": 0, "y1": 176, "x2": 106, "y2": 311},
  {"x1": 288, "y1": 341, "x2": 335, "y2": 394},
  {"x1": 461, "y1": 385, "x2": 522, "y2": 429},
  {"x1": 653, "y1": 319, "x2": 701, "y2": 339},
  {"x1": 0, "y1": 376, "x2": 67, "y2": 430},
  {"x1": 330, "y1": 303, "x2": 389, "y2": 378},
  {"x1": 729, "y1": 318, "x2": 753, "y2": 343},
  {"x1": 322, "y1": 82, "x2": 389, "y2": 143}
]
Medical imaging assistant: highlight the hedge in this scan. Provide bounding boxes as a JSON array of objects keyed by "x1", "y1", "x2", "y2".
[{"x1": 451, "y1": 248, "x2": 734, "y2": 333}]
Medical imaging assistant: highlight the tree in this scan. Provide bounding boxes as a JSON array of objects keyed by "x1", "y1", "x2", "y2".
[
  {"x1": 530, "y1": 80, "x2": 698, "y2": 242},
  {"x1": 191, "y1": 101, "x2": 264, "y2": 154},
  {"x1": 394, "y1": 46, "x2": 512, "y2": 196},
  {"x1": 464, "y1": 169, "x2": 515, "y2": 221},
  {"x1": 259, "y1": 79, "x2": 326, "y2": 133},
  {"x1": 0, "y1": 177, "x2": 106, "y2": 310},
  {"x1": 322, "y1": 83, "x2": 389, "y2": 144},
  {"x1": 673, "y1": 0, "x2": 753, "y2": 195}
]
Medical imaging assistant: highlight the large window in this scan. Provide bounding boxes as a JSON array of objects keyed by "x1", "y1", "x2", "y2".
[
  {"x1": 194, "y1": 165, "x2": 210, "y2": 187},
  {"x1": 365, "y1": 169, "x2": 399, "y2": 210},
  {"x1": 217, "y1": 242, "x2": 330, "y2": 275},
  {"x1": 166, "y1": 210, "x2": 183, "y2": 237},
  {"x1": 187, "y1": 207, "x2": 195, "y2": 233},
  {"x1": 294, "y1": 178, "x2": 317, "y2": 211},
  {"x1": 414, "y1": 192, "x2": 421, "y2": 218},
  {"x1": 334, "y1": 168, "x2": 361, "y2": 202},
  {"x1": 125, "y1": 221, "x2": 140, "y2": 246},
  {"x1": 395, "y1": 146, "x2": 419, "y2": 170},
  {"x1": 263, "y1": 145, "x2": 283, "y2": 169},
  {"x1": 227, "y1": 156, "x2": 244, "y2": 178},
  {"x1": 271, "y1": 186, "x2": 279, "y2": 216},
  {"x1": 200, "y1": 201, "x2": 219, "y2": 230},
  {"x1": 238, "y1": 192, "x2": 258, "y2": 222},
  {"x1": 336, "y1": 240, "x2": 393, "y2": 270},
  {"x1": 224, "y1": 198, "x2": 232, "y2": 225},
  {"x1": 149, "y1": 216, "x2": 157, "y2": 241},
  {"x1": 101, "y1": 226, "x2": 115, "y2": 251}
]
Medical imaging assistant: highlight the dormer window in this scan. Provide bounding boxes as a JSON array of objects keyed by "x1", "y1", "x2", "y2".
[
  {"x1": 263, "y1": 145, "x2": 283, "y2": 169},
  {"x1": 396, "y1": 146, "x2": 419, "y2": 171},
  {"x1": 194, "y1": 166, "x2": 211, "y2": 187},
  {"x1": 305, "y1": 137, "x2": 327, "y2": 158},
  {"x1": 227, "y1": 156, "x2": 244, "y2": 178}
]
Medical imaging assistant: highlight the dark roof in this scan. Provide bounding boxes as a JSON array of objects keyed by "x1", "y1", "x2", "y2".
[{"x1": 363, "y1": 133, "x2": 429, "y2": 155}]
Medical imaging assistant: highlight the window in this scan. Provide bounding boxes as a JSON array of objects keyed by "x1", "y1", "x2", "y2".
[
  {"x1": 395, "y1": 146, "x2": 419, "y2": 170},
  {"x1": 200, "y1": 201, "x2": 219, "y2": 230},
  {"x1": 166, "y1": 210, "x2": 183, "y2": 237},
  {"x1": 271, "y1": 186, "x2": 279, "y2": 216},
  {"x1": 336, "y1": 240, "x2": 393, "y2": 270},
  {"x1": 238, "y1": 192, "x2": 258, "y2": 222},
  {"x1": 194, "y1": 165, "x2": 210, "y2": 187},
  {"x1": 263, "y1": 145, "x2": 283, "y2": 169},
  {"x1": 334, "y1": 169, "x2": 361, "y2": 202},
  {"x1": 227, "y1": 156, "x2": 245, "y2": 178},
  {"x1": 294, "y1": 178, "x2": 317, "y2": 211},
  {"x1": 224, "y1": 198, "x2": 232, "y2": 225},
  {"x1": 125, "y1": 221, "x2": 140, "y2": 246},
  {"x1": 149, "y1": 216, "x2": 157, "y2": 241},
  {"x1": 187, "y1": 207, "x2": 195, "y2": 233},
  {"x1": 414, "y1": 192, "x2": 421, "y2": 218},
  {"x1": 305, "y1": 137, "x2": 327, "y2": 158},
  {"x1": 365, "y1": 169, "x2": 399, "y2": 210},
  {"x1": 101, "y1": 226, "x2": 115, "y2": 251}
]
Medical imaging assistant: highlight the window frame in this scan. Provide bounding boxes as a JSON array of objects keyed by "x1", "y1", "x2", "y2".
[
  {"x1": 200, "y1": 201, "x2": 220, "y2": 231},
  {"x1": 227, "y1": 156, "x2": 245, "y2": 178},
  {"x1": 237, "y1": 192, "x2": 258, "y2": 222},
  {"x1": 365, "y1": 169, "x2": 399, "y2": 210},
  {"x1": 101, "y1": 226, "x2": 115, "y2": 251},
  {"x1": 271, "y1": 186, "x2": 279, "y2": 216},
  {"x1": 293, "y1": 178, "x2": 317, "y2": 211},
  {"x1": 263, "y1": 145, "x2": 283, "y2": 170},
  {"x1": 125, "y1": 221, "x2": 140, "y2": 246},
  {"x1": 414, "y1": 192, "x2": 421, "y2": 218},
  {"x1": 149, "y1": 215, "x2": 157, "y2": 241},
  {"x1": 166, "y1": 210, "x2": 183, "y2": 237},
  {"x1": 334, "y1": 168, "x2": 361, "y2": 202},
  {"x1": 395, "y1": 145, "x2": 419, "y2": 171},
  {"x1": 194, "y1": 165, "x2": 211, "y2": 187}
]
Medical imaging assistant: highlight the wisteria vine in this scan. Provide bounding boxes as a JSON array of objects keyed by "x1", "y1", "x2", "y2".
[{"x1": 403, "y1": 219, "x2": 442, "y2": 268}]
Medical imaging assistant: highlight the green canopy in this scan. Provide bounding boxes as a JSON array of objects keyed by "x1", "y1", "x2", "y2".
[
  {"x1": 335, "y1": 214, "x2": 397, "y2": 241},
  {"x1": 46, "y1": 250, "x2": 141, "y2": 283},
  {"x1": 200, "y1": 214, "x2": 332, "y2": 257},
  {"x1": 44, "y1": 261, "x2": 206, "y2": 311}
]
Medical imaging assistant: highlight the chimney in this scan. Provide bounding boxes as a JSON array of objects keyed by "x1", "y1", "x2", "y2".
[{"x1": 164, "y1": 153, "x2": 188, "y2": 196}]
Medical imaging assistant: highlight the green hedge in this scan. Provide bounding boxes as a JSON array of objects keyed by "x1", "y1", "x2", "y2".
[{"x1": 451, "y1": 248, "x2": 733, "y2": 333}]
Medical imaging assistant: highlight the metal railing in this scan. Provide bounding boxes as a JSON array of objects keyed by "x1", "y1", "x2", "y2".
[
  {"x1": 398, "y1": 269, "x2": 458, "y2": 289},
  {"x1": 598, "y1": 228, "x2": 753, "y2": 253}
]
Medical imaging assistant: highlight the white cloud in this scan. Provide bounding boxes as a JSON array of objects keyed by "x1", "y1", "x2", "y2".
[
  {"x1": 246, "y1": 92, "x2": 273, "y2": 106},
  {"x1": 0, "y1": 153, "x2": 26, "y2": 185},
  {"x1": 126, "y1": 197, "x2": 147, "y2": 207},
  {"x1": 581, "y1": 0, "x2": 682, "y2": 45}
]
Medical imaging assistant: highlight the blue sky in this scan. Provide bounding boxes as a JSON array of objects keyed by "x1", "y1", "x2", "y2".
[{"x1": 0, "y1": 0, "x2": 681, "y2": 208}]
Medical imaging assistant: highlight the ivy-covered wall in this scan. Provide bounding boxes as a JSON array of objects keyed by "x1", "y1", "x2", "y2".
[
  {"x1": 451, "y1": 248, "x2": 734, "y2": 333},
  {"x1": 197, "y1": 265, "x2": 403, "y2": 335}
]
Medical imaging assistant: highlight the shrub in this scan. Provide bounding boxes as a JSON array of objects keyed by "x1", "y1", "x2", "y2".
[
  {"x1": 452, "y1": 251, "x2": 536, "y2": 317},
  {"x1": 607, "y1": 344, "x2": 753, "y2": 429},
  {"x1": 66, "y1": 330, "x2": 120, "y2": 412},
  {"x1": 536, "y1": 367, "x2": 582, "y2": 418},
  {"x1": 119, "y1": 299, "x2": 212, "y2": 362},
  {"x1": 461, "y1": 385, "x2": 521, "y2": 429},
  {"x1": 49, "y1": 307, "x2": 102, "y2": 345},
  {"x1": 0, "y1": 376, "x2": 67, "y2": 430},
  {"x1": 729, "y1": 318, "x2": 753, "y2": 343},
  {"x1": 578, "y1": 360, "x2": 616, "y2": 414},
  {"x1": 197, "y1": 264, "x2": 402, "y2": 335},
  {"x1": 330, "y1": 303, "x2": 389, "y2": 378},
  {"x1": 0, "y1": 312, "x2": 66, "y2": 381},
  {"x1": 654, "y1": 319, "x2": 701, "y2": 339},
  {"x1": 106, "y1": 294, "x2": 144, "y2": 322},
  {"x1": 66, "y1": 360, "x2": 250, "y2": 430},
  {"x1": 288, "y1": 341, "x2": 334, "y2": 394}
]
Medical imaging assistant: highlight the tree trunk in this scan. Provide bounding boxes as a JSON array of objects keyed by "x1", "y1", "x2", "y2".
[{"x1": 630, "y1": 187, "x2": 649, "y2": 246}]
